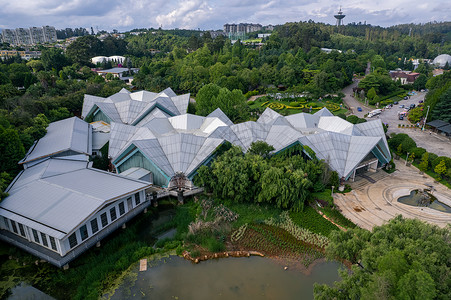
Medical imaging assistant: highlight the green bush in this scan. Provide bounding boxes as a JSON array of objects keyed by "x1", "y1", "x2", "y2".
[
  {"x1": 432, "y1": 156, "x2": 451, "y2": 170},
  {"x1": 289, "y1": 101, "x2": 300, "y2": 107},
  {"x1": 207, "y1": 238, "x2": 225, "y2": 252},
  {"x1": 428, "y1": 153, "x2": 438, "y2": 169},
  {"x1": 400, "y1": 137, "x2": 417, "y2": 153},
  {"x1": 411, "y1": 147, "x2": 426, "y2": 161},
  {"x1": 388, "y1": 133, "x2": 410, "y2": 149},
  {"x1": 244, "y1": 90, "x2": 260, "y2": 99}
]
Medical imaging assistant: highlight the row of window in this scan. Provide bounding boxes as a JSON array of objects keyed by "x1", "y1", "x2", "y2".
[
  {"x1": 3, "y1": 217, "x2": 58, "y2": 252},
  {"x1": 67, "y1": 193, "x2": 142, "y2": 249}
]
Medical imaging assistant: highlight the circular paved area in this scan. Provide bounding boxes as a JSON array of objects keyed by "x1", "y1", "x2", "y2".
[{"x1": 334, "y1": 162, "x2": 451, "y2": 230}]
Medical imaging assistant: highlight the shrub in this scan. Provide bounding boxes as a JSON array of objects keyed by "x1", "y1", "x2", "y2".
[
  {"x1": 289, "y1": 101, "x2": 300, "y2": 107},
  {"x1": 400, "y1": 137, "x2": 417, "y2": 153},
  {"x1": 432, "y1": 156, "x2": 451, "y2": 170},
  {"x1": 388, "y1": 133, "x2": 409, "y2": 149},
  {"x1": 411, "y1": 147, "x2": 426, "y2": 161},
  {"x1": 207, "y1": 238, "x2": 225, "y2": 252},
  {"x1": 337, "y1": 113, "x2": 346, "y2": 120}
]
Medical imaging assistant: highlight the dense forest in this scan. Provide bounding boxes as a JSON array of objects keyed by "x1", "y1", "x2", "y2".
[{"x1": 0, "y1": 21, "x2": 450, "y2": 200}]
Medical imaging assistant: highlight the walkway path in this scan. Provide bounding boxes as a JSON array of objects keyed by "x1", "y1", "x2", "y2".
[{"x1": 334, "y1": 163, "x2": 451, "y2": 230}]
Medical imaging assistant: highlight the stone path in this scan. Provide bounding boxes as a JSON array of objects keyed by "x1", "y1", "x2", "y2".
[{"x1": 334, "y1": 163, "x2": 451, "y2": 230}]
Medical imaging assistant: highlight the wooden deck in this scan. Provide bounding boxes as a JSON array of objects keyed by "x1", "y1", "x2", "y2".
[{"x1": 139, "y1": 259, "x2": 147, "y2": 271}]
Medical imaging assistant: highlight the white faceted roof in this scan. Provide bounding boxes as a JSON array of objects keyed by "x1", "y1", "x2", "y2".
[
  {"x1": 96, "y1": 93, "x2": 391, "y2": 180},
  {"x1": 82, "y1": 88, "x2": 190, "y2": 125}
]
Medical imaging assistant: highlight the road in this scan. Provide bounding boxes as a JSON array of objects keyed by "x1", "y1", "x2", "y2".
[{"x1": 341, "y1": 79, "x2": 371, "y2": 118}]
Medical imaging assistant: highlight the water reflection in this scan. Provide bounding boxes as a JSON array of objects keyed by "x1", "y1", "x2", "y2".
[
  {"x1": 8, "y1": 282, "x2": 55, "y2": 300},
  {"x1": 398, "y1": 189, "x2": 451, "y2": 213},
  {"x1": 109, "y1": 256, "x2": 341, "y2": 300}
]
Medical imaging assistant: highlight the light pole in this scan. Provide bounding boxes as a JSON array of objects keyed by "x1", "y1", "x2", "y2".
[
  {"x1": 422, "y1": 105, "x2": 430, "y2": 131},
  {"x1": 405, "y1": 152, "x2": 409, "y2": 166},
  {"x1": 331, "y1": 186, "x2": 335, "y2": 197}
]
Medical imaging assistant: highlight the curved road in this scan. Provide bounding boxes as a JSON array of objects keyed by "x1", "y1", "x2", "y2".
[{"x1": 341, "y1": 79, "x2": 371, "y2": 118}]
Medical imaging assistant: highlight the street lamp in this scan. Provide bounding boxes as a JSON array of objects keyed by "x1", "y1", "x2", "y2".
[
  {"x1": 422, "y1": 105, "x2": 430, "y2": 131},
  {"x1": 331, "y1": 186, "x2": 335, "y2": 197}
]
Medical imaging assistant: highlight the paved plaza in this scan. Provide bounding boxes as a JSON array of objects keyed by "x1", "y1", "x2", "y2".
[{"x1": 334, "y1": 162, "x2": 451, "y2": 230}]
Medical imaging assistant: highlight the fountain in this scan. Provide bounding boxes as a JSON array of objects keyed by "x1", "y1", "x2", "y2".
[{"x1": 398, "y1": 189, "x2": 451, "y2": 213}]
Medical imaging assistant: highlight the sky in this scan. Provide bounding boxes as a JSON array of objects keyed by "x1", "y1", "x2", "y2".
[{"x1": 0, "y1": 0, "x2": 449, "y2": 32}]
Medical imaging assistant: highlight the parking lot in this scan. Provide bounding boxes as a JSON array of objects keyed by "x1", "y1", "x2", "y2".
[{"x1": 371, "y1": 91, "x2": 451, "y2": 158}]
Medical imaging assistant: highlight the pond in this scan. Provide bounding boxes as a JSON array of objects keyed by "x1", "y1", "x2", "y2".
[
  {"x1": 7, "y1": 282, "x2": 55, "y2": 300},
  {"x1": 108, "y1": 256, "x2": 341, "y2": 300},
  {"x1": 398, "y1": 189, "x2": 451, "y2": 213}
]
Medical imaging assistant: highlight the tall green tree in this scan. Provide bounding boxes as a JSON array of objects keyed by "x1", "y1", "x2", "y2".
[
  {"x1": 66, "y1": 35, "x2": 104, "y2": 65},
  {"x1": 315, "y1": 216, "x2": 451, "y2": 300},
  {"x1": 195, "y1": 83, "x2": 249, "y2": 122},
  {"x1": 0, "y1": 125, "x2": 25, "y2": 175},
  {"x1": 40, "y1": 48, "x2": 69, "y2": 71}
]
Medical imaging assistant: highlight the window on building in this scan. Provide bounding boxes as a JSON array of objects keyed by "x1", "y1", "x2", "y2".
[
  {"x1": 68, "y1": 233, "x2": 78, "y2": 249},
  {"x1": 18, "y1": 223, "x2": 26, "y2": 237},
  {"x1": 32, "y1": 229, "x2": 40, "y2": 243},
  {"x1": 49, "y1": 236, "x2": 57, "y2": 251},
  {"x1": 90, "y1": 218, "x2": 99, "y2": 234},
  {"x1": 3, "y1": 217, "x2": 10, "y2": 231},
  {"x1": 110, "y1": 207, "x2": 117, "y2": 221},
  {"x1": 40, "y1": 232, "x2": 48, "y2": 247},
  {"x1": 80, "y1": 225, "x2": 88, "y2": 241},
  {"x1": 49, "y1": 235, "x2": 56, "y2": 251},
  {"x1": 134, "y1": 192, "x2": 141, "y2": 206},
  {"x1": 10, "y1": 220, "x2": 18, "y2": 234},
  {"x1": 119, "y1": 202, "x2": 125, "y2": 215},
  {"x1": 101, "y1": 212, "x2": 108, "y2": 227}
]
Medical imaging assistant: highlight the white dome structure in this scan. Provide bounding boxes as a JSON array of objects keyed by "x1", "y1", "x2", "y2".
[
  {"x1": 109, "y1": 56, "x2": 125, "y2": 64},
  {"x1": 91, "y1": 56, "x2": 108, "y2": 64},
  {"x1": 433, "y1": 54, "x2": 451, "y2": 68},
  {"x1": 91, "y1": 56, "x2": 126, "y2": 65}
]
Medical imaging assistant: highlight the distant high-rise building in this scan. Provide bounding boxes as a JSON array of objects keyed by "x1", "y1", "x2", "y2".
[
  {"x1": 1, "y1": 29, "x2": 17, "y2": 45},
  {"x1": 42, "y1": 25, "x2": 57, "y2": 43},
  {"x1": 1, "y1": 25, "x2": 57, "y2": 45},
  {"x1": 15, "y1": 28, "x2": 32, "y2": 45},
  {"x1": 223, "y1": 23, "x2": 262, "y2": 34},
  {"x1": 334, "y1": 7, "x2": 346, "y2": 26},
  {"x1": 30, "y1": 27, "x2": 45, "y2": 44}
]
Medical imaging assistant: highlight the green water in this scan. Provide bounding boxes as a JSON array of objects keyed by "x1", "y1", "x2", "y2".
[
  {"x1": 398, "y1": 190, "x2": 451, "y2": 213},
  {"x1": 109, "y1": 256, "x2": 341, "y2": 300}
]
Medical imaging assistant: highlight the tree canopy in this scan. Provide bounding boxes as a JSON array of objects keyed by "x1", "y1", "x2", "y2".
[
  {"x1": 195, "y1": 83, "x2": 249, "y2": 122},
  {"x1": 315, "y1": 216, "x2": 451, "y2": 300}
]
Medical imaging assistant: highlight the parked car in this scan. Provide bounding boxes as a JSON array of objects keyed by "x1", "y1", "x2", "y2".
[
  {"x1": 399, "y1": 115, "x2": 404, "y2": 120},
  {"x1": 404, "y1": 96, "x2": 408, "y2": 100},
  {"x1": 399, "y1": 104, "x2": 405, "y2": 108},
  {"x1": 357, "y1": 107, "x2": 362, "y2": 112},
  {"x1": 394, "y1": 101, "x2": 399, "y2": 105},
  {"x1": 410, "y1": 104, "x2": 416, "y2": 109},
  {"x1": 419, "y1": 100, "x2": 424, "y2": 103}
]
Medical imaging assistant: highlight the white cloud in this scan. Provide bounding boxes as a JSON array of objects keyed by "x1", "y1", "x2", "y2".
[
  {"x1": 156, "y1": 0, "x2": 212, "y2": 29},
  {"x1": 0, "y1": 0, "x2": 448, "y2": 31}
]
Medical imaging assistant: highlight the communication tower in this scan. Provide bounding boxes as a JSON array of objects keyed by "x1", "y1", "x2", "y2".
[{"x1": 334, "y1": 7, "x2": 346, "y2": 26}]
